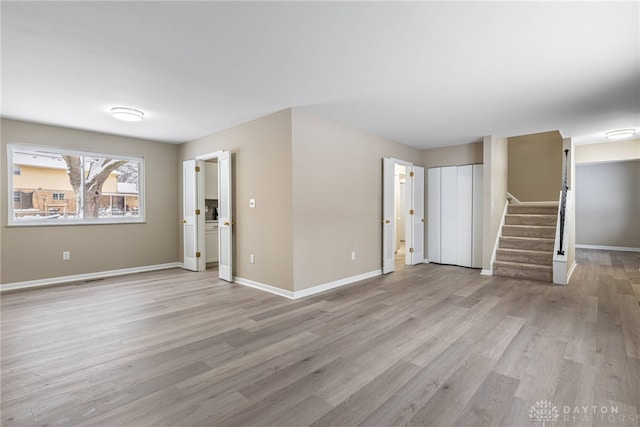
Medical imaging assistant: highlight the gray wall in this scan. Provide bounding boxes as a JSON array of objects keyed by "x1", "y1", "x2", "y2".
[{"x1": 576, "y1": 160, "x2": 640, "y2": 249}]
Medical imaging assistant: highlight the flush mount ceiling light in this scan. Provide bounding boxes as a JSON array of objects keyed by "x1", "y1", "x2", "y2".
[
  {"x1": 110, "y1": 107, "x2": 144, "y2": 122},
  {"x1": 605, "y1": 129, "x2": 636, "y2": 140}
]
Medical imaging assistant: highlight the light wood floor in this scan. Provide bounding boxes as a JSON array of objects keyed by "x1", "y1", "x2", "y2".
[{"x1": 2, "y1": 249, "x2": 639, "y2": 426}]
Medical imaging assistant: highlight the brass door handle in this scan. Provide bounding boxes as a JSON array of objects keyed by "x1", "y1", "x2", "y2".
[
  {"x1": 224, "y1": 221, "x2": 230, "y2": 226},
  {"x1": 385, "y1": 220, "x2": 391, "y2": 224}
]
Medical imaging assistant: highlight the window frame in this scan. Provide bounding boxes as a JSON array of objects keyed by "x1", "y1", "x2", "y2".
[{"x1": 7, "y1": 143, "x2": 145, "y2": 227}]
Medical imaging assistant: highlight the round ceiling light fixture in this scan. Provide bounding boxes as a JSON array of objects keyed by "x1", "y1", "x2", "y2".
[
  {"x1": 110, "y1": 107, "x2": 144, "y2": 122},
  {"x1": 605, "y1": 128, "x2": 636, "y2": 140}
]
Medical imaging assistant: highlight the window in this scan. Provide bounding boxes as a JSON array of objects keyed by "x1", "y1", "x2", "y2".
[{"x1": 8, "y1": 144, "x2": 144, "y2": 225}]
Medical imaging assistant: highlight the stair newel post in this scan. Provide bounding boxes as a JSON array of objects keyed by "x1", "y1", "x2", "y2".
[{"x1": 557, "y1": 149, "x2": 569, "y2": 256}]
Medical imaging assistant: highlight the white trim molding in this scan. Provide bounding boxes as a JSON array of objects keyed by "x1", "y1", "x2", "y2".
[
  {"x1": 232, "y1": 276, "x2": 295, "y2": 299},
  {"x1": 575, "y1": 244, "x2": 640, "y2": 253},
  {"x1": 234, "y1": 270, "x2": 382, "y2": 300},
  {"x1": 1, "y1": 262, "x2": 181, "y2": 292},
  {"x1": 293, "y1": 270, "x2": 382, "y2": 299}
]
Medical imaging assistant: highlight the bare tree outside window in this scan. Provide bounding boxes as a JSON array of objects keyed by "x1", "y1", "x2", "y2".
[{"x1": 62, "y1": 155, "x2": 127, "y2": 218}]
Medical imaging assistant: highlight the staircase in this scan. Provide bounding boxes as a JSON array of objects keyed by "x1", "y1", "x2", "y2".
[{"x1": 493, "y1": 203, "x2": 558, "y2": 282}]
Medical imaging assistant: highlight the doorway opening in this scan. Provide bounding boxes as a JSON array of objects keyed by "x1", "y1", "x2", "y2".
[
  {"x1": 382, "y1": 158, "x2": 424, "y2": 274},
  {"x1": 182, "y1": 150, "x2": 233, "y2": 282},
  {"x1": 203, "y1": 159, "x2": 219, "y2": 272},
  {"x1": 394, "y1": 164, "x2": 408, "y2": 269}
]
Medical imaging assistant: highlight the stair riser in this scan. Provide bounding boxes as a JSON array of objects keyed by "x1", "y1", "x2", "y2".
[
  {"x1": 505, "y1": 215, "x2": 557, "y2": 226},
  {"x1": 499, "y1": 238, "x2": 555, "y2": 251},
  {"x1": 502, "y1": 226, "x2": 556, "y2": 239},
  {"x1": 496, "y1": 251, "x2": 552, "y2": 266},
  {"x1": 494, "y1": 265, "x2": 552, "y2": 282},
  {"x1": 508, "y1": 205, "x2": 558, "y2": 215}
]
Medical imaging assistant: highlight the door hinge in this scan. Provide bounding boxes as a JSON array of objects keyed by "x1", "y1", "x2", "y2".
[
  {"x1": 409, "y1": 248, "x2": 414, "y2": 253},
  {"x1": 409, "y1": 171, "x2": 414, "y2": 177},
  {"x1": 195, "y1": 209, "x2": 201, "y2": 215},
  {"x1": 409, "y1": 209, "x2": 414, "y2": 215},
  {"x1": 195, "y1": 166, "x2": 200, "y2": 172},
  {"x1": 195, "y1": 252, "x2": 201, "y2": 258}
]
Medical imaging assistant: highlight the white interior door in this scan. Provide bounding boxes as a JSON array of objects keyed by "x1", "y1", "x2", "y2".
[
  {"x1": 456, "y1": 165, "x2": 473, "y2": 267},
  {"x1": 382, "y1": 158, "x2": 395, "y2": 274},
  {"x1": 218, "y1": 151, "x2": 233, "y2": 282},
  {"x1": 427, "y1": 167, "x2": 441, "y2": 263},
  {"x1": 409, "y1": 166, "x2": 425, "y2": 264},
  {"x1": 182, "y1": 159, "x2": 201, "y2": 271},
  {"x1": 441, "y1": 166, "x2": 458, "y2": 264}
]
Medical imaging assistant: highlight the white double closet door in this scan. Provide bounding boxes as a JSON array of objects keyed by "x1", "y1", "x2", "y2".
[{"x1": 428, "y1": 164, "x2": 483, "y2": 268}]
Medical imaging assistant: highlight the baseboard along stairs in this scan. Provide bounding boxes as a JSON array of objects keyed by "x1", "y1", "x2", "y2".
[{"x1": 494, "y1": 203, "x2": 558, "y2": 282}]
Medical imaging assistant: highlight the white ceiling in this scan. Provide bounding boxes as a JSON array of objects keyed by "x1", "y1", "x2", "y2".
[{"x1": 2, "y1": 1, "x2": 638, "y2": 149}]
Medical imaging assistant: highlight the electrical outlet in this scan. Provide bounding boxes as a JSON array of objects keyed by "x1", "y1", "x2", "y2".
[
  {"x1": 351, "y1": 251, "x2": 356, "y2": 261},
  {"x1": 62, "y1": 251, "x2": 70, "y2": 261},
  {"x1": 249, "y1": 198, "x2": 256, "y2": 208},
  {"x1": 250, "y1": 254, "x2": 255, "y2": 264}
]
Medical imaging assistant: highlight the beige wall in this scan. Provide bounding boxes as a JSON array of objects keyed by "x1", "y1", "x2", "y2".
[
  {"x1": 508, "y1": 131, "x2": 563, "y2": 201},
  {"x1": 291, "y1": 109, "x2": 422, "y2": 291},
  {"x1": 1, "y1": 119, "x2": 180, "y2": 284},
  {"x1": 179, "y1": 109, "x2": 294, "y2": 291},
  {"x1": 421, "y1": 141, "x2": 483, "y2": 170},
  {"x1": 575, "y1": 138, "x2": 640, "y2": 164},
  {"x1": 422, "y1": 141, "x2": 483, "y2": 260},
  {"x1": 482, "y1": 136, "x2": 508, "y2": 271},
  {"x1": 575, "y1": 160, "x2": 640, "y2": 248}
]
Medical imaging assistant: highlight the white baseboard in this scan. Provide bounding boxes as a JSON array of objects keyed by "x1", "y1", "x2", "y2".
[
  {"x1": 293, "y1": 270, "x2": 382, "y2": 299},
  {"x1": 480, "y1": 269, "x2": 493, "y2": 276},
  {"x1": 575, "y1": 244, "x2": 640, "y2": 252},
  {"x1": 234, "y1": 270, "x2": 382, "y2": 300},
  {"x1": 232, "y1": 276, "x2": 295, "y2": 299},
  {"x1": 1, "y1": 262, "x2": 182, "y2": 292}
]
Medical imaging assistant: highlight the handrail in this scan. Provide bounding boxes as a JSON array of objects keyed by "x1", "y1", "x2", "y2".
[
  {"x1": 506, "y1": 192, "x2": 521, "y2": 205},
  {"x1": 557, "y1": 149, "x2": 569, "y2": 255}
]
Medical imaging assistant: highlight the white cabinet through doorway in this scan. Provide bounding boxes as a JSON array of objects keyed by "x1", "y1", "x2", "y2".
[
  {"x1": 428, "y1": 164, "x2": 483, "y2": 268},
  {"x1": 205, "y1": 222, "x2": 219, "y2": 263}
]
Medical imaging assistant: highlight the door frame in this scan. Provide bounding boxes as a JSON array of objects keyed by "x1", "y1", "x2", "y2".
[
  {"x1": 195, "y1": 151, "x2": 225, "y2": 272},
  {"x1": 383, "y1": 157, "x2": 415, "y2": 273}
]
